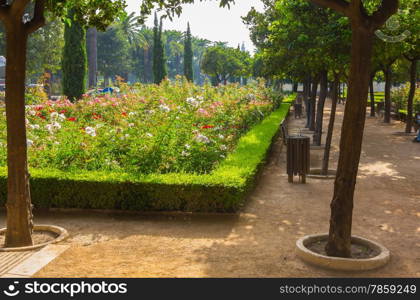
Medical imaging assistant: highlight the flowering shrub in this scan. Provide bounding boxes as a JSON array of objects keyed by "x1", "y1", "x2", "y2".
[
  {"x1": 392, "y1": 83, "x2": 420, "y2": 113},
  {"x1": 0, "y1": 79, "x2": 281, "y2": 175}
]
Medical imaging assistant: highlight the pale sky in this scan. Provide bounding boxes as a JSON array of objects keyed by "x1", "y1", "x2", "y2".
[{"x1": 126, "y1": 0, "x2": 264, "y2": 52}]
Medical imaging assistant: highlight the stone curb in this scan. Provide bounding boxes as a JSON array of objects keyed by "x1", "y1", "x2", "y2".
[
  {"x1": 0, "y1": 225, "x2": 69, "y2": 252},
  {"x1": 296, "y1": 233, "x2": 390, "y2": 271}
]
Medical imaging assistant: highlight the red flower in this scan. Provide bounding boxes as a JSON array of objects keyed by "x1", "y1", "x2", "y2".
[
  {"x1": 92, "y1": 113, "x2": 102, "y2": 120},
  {"x1": 121, "y1": 112, "x2": 128, "y2": 117},
  {"x1": 67, "y1": 117, "x2": 76, "y2": 122},
  {"x1": 36, "y1": 112, "x2": 46, "y2": 120},
  {"x1": 60, "y1": 110, "x2": 67, "y2": 114},
  {"x1": 201, "y1": 125, "x2": 214, "y2": 129}
]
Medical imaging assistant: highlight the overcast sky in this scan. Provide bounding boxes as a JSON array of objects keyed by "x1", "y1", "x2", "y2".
[{"x1": 126, "y1": 0, "x2": 264, "y2": 52}]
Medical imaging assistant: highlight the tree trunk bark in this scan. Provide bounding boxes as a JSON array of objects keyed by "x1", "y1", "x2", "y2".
[
  {"x1": 369, "y1": 75, "x2": 375, "y2": 117},
  {"x1": 322, "y1": 75, "x2": 339, "y2": 175},
  {"x1": 309, "y1": 75, "x2": 320, "y2": 131},
  {"x1": 4, "y1": 24, "x2": 34, "y2": 247},
  {"x1": 292, "y1": 82, "x2": 298, "y2": 93},
  {"x1": 313, "y1": 70, "x2": 328, "y2": 146},
  {"x1": 43, "y1": 69, "x2": 52, "y2": 98},
  {"x1": 405, "y1": 59, "x2": 417, "y2": 133},
  {"x1": 383, "y1": 65, "x2": 392, "y2": 123},
  {"x1": 86, "y1": 27, "x2": 98, "y2": 89},
  {"x1": 325, "y1": 27, "x2": 374, "y2": 258},
  {"x1": 304, "y1": 76, "x2": 311, "y2": 128}
]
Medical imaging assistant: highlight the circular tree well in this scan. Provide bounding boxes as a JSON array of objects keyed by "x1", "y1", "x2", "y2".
[
  {"x1": 0, "y1": 225, "x2": 68, "y2": 252},
  {"x1": 296, "y1": 234, "x2": 390, "y2": 271}
]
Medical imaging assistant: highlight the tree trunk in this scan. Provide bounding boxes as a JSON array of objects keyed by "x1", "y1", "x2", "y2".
[
  {"x1": 322, "y1": 75, "x2": 339, "y2": 175},
  {"x1": 313, "y1": 70, "x2": 328, "y2": 146},
  {"x1": 43, "y1": 68, "x2": 52, "y2": 98},
  {"x1": 304, "y1": 76, "x2": 311, "y2": 128},
  {"x1": 383, "y1": 65, "x2": 392, "y2": 123},
  {"x1": 309, "y1": 75, "x2": 320, "y2": 131},
  {"x1": 405, "y1": 59, "x2": 417, "y2": 133},
  {"x1": 325, "y1": 28, "x2": 374, "y2": 258},
  {"x1": 369, "y1": 75, "x2": 375, "y2": 117},
  {"x1": 292, "y1": 82, "x2": 298, "y2": 93},
  {"x1": 86, "y1": 27, "x2": 98, "y2": 88},
  {"x1": 4, "y1": 24, "x2": 33, "y2": 247}
]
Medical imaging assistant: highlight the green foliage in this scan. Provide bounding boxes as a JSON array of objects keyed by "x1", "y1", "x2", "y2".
[
  {"x1": 97, "y1": 24, "x2": 131, "y2": 82},
  {"x1": 0, "y1": 100, "x2": 292, "y2": 212},
  {"x1": 153, "y1": 14, "x2": 167, "y2": 84},
  {"x1": 201, "y1": 45, "x2": 250, "y2": 85},
  {"x1": 244, "y1": 0, "x2": 351, "y2": 82},
  {"x1": 392, "y1": 83, "x2": 420, "y2": 113},
  {"x1": 184, "y1": 23, "x2": 194, "y2": 82},
  {"x1": 26, "y1": 18, "x2": 64, "y2": 82},
  {"x1": 62, "y1": 9, "x2": 87, "y2": 101}
]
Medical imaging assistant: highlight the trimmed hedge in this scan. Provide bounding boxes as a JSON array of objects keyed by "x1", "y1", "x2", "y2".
[{"x1": 0, "y1": 101, "x2": 291, "y2": 212}]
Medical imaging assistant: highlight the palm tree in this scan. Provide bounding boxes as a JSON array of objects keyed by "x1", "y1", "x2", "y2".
[{"x1": 118, "y1": 12, "x2": 147, "y2": 47}]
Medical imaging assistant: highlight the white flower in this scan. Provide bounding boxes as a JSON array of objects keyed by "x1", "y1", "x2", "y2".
[
  {"x1": 33, "y1": 124, "x2": 40, "y2": 130},
  {"x1": 220, "y1": 145, "x2": 228, "y2": 151},
  {"x1": 28, "y1": 110, "x2": 36, "y2": 116},
  {"x1": 52, "y1": 122, "x2": 61, "y2": 130},
  {"x1": 50, "y1": 112, "x2": 59, "y2": 120},
  {"x1": 54, "y1": 141, "x2": 60, "y2": 145},
  {"x1": 146, "y1": 110, "x2": 155, "y2": 115},
  {"x1": 125, "y1": 134, "x2": 130, "y2": 138},
  {"x1": 146, "y1": 133, "x2": 153, "y2": 138},
  {"x1": 27, "y1": 139, "x2": 34, "y2": 147},
  {"x1": 186, "y1": 97, "x2": 199, "y2": 107},
  {"x1": 28, "y1": 124, "x2": 35, "y2": 130},
  {"x1": 45, "y1": 124, "x2": 54, "y2": 133},
  {"x1": 159, "y1": 105, "x2": 171, "y2": 113},
  {"x1": 85, "y1": 126, "x2": 96, "y2": 137},
  {"x1": 58, "y1": 113, "x2": 66, "y2": 121},
  {"x1": 246, "y1": 93, "x2": 256, "y2": 101},
  {"x1": 181, "y1": 151, "x2": 190, "y2": 157},
  {"x1": 218, "y1": 134, "x2": 225, "y2": 140},
  {"x1": 25, "y1": 118, "x2": 30, "y2": 125},
  {"x1": 195, "y1": 134, "x2": 210, "y2": 144},
  {"x1": 128, "y1": 123, "x2": 135, "y2": 127},
  {"x1": 128, "y1": 112, "x2": 137, "y2": 117},
  {"x1": 197, "y1": 96, "x2": 204, "y2": 101},
  {"x1": 185, "y1": 144, "x2": 191, "y2": 149}
]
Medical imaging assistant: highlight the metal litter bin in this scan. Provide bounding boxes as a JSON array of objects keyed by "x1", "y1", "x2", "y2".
[{"x1": 287, "y1": 135, "x2": 310, "y2": 183}]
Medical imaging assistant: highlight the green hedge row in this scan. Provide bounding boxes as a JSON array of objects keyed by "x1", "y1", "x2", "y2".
[{"x1": 0, "y1": 101, "x2": 292, "y2": 213}]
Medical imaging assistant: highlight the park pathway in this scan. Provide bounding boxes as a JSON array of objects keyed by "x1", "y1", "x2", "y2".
[{"x1": 1, "y1": 99, "x2": 418, "y2": 277}]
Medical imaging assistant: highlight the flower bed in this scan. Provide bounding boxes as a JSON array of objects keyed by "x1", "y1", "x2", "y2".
[
  {"x1": 0, "y1": 81, "x2": 292, "y2": 212},
  {"x1": 1, "y1": 80, "x2": 282, "y2": 175}
]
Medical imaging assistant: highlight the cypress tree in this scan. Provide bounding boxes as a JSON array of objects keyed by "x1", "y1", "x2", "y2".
[
  {"x1": 152, "y1": 14, "x2": 167, "y2": 84},
  {"x1": 152, "y1": 13, "x2": 160, "y2": 84},
  {"x1": 62, "y1": 9, "x2": 87, "y2": 101},
  {"x1": 158, "y1": 19, "x2": 167, "y2": 82},
  {"x1": 183, "y1": 22, "x2": 194, "y2": 82}
]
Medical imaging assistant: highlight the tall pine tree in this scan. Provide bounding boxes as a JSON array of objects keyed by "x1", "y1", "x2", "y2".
[
  {"x1": 183, "y1": 22, "x2": 194, "y2": 82},
  {"x1": 62, "y1": 9, "x2": 87, "y2": 101}
]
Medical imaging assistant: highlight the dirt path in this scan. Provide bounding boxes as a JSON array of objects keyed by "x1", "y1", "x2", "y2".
[{"x1": 2, "y1": 100, "x2": 419, "y2": 277}]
